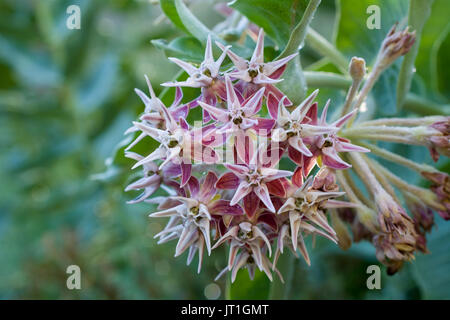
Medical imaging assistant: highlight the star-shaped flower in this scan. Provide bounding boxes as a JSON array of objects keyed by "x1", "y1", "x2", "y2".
[
  {"x1": 216, "y1": 145, "x2": 292, "y2": 213},
  {"x1": 216, "y1": 29, "x2": 297, "y2": 106},
  {"x1": 276, "y1": 177, "x2": 356, "y2": 264},
  {"x1": 212, "y1": 221, "x2": 274, "y2": 282},
  {"x1": 198, "y1": 75, "x2": 275, "y2": 162},
  {"x1": 302, "y1": 101, "x2": 370, "y2": 170},
  {"x1": 129, "y1": 104, "x2": 219, "y2": 186},
  {"x1": 125, "y1": 75, "x2": 188, "y2": 150},
  {"x1": 162, "y1": 35, "x2": 230, "y2": 122},
  {"x1": 151, "y1": 172, "x2": 243, "y2": 273},
  {"x1": 270, "y1": 90, "x2": 338, "y2": 158},
  {"x1": 217, "y1": 29, "x2": 297, "y2": 85},
  {"x1": 124, "y1": 151, "x2": 181, "y2": 203}
]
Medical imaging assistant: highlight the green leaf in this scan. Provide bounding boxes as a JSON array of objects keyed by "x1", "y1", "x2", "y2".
[
  {"x1": 174, "y1": 0, "x2": 214, "y2": 43},
  {"x1": 412, "y1": 217, "x2": 450, "y2": 299},
  {"x1": 0, "y1": 36, "x2": 61, "y2": 88},
  {"x1": 414, "y1": 0, "x2": 450, "y2": 94},
  {"x1": 230, "y1": 0, "x2": 309, "y2": 48},
  {"x1": 397, "y1": 0, "x2": 434, "y2": 110},
  {"x1": 152, "y1": 36, "x2": 204, "y2": 63},
  {"x1": 277, "y1": 55, "x2": 307, "y2": 105},
  {"x1": 76, "y1": 53, "x2": 118, "y2": 113},
  {"x1": 433, "y1": 26, "x2": 450, "y2": 100},
  {"x1": 336, "y1": 0, "x2": 409, "y2": 115},
  {"x1": 160, "y1": 0, "x2": 190, "y2": 34}
]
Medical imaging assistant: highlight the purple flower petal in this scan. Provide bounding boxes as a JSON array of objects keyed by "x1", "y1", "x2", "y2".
[
  {"x1": 209, "y1": 200, "x2": 244, "y2": 216},
  {"x1": 216, "y1": 172, "x2": 240, "y2": 189},
  {"x1": 180, "y1": 163, "x2": 192, "y2": 187},
  {"x1": 198, "y1": 171, "x2": 218, "y2": 203},
  {"x1": 243, "y1": 191, "x2": 260, "y2": 219}
]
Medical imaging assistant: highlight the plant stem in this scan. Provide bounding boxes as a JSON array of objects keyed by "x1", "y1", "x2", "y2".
[
  {"x1": 335, "y1": 170, "x2": 366, "y2": 205},
  {"x1": 335, "y1": 170, "x2": 378, "y2": 232},
  {"x1": 304, "y1": 71, "x2": 351, "y2": 89},
  {"x1": 369, "y1": 158, "x2": 445, "y2": 212},
  {"x1": 305, "y1": 28, "x2": 348, "y2": 73},
  {"x1": 342, "y1": 132, "x2": 422, "y2": 145},
  {"x1": 341, "y1": 77, "x2": 362, "y2": 117},
  {"x1": 347, "y1": 152, "x2": 382, "y2": 195},
  {"x1": 342, "y1": 126, "x2": 420, "y2": 136},
  {"x1": 364, "y1": 156, "x2": 400, "y2": 203},
  {"x1": 303, "y1": 72, "x2": 449, "y2": 115},
  {"x1": 278, "y1": 0, "x2": 322, "y2": 59},
  {"x1": 356, "y1": 141, "x2": 439, "y2": 175},
  {"x1": 357, "y1": 116, "x2": 445, "y2": 127}
]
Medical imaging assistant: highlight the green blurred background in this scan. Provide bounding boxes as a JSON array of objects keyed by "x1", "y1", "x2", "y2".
[{"x1": 0, "y1": 0, "x2": 449, "y2": 299}]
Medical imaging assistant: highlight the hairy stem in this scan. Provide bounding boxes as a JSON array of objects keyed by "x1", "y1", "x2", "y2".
[
  {"x1": 343, "y1": 133, "x2": 421, "y2": 145},
  {"x1": 347, "y1": 152, "x2": 382, "y2": 196},
  {"x1": 357, "y1": 116, "x2": 445, "y2": 127},
  {"x1": 369, "y1": 158, "x2": 445, "y2": 212},
  {"x1": 343, "y1": 126, "x2": 418, "y2": 136},
  {"x1": 365, "y1": 156, "x2": 400, "y2": 203},
  {"x1": 303, "y1": 72, "x2": 449, "y2": 116},
  {"x1": 305, "y1": 28, "x2": 348, "y2": 73},
  {"x1": 356, "y1": 141, "x2": 440, "y2": 175},
  {"x1": 336, "y1": 170, "x2": 367, "y2": 205},
  {"x1": 341, "y1": 77, "x2": 362, "y2": 117}
]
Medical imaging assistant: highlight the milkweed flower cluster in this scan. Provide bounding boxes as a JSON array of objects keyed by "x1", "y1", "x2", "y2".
[{"x1": 124, "y1": 27, "x2": 450, "y2": 281}]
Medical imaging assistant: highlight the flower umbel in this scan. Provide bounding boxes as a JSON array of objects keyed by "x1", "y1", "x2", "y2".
[{"x1": 123, "y1": 21, "x2": 449, "y2": 284}]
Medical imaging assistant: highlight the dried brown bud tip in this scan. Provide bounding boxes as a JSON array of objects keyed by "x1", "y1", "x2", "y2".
[{"x1": 377, "y1": 24, "x2": 416, "y2": 69}]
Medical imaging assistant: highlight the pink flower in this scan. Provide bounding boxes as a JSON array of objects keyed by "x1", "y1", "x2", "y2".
[
  {"x1": 274, "y1": 177, "x2": 356, "y2": 268},
  {"x1": 162, "y1": 35, "x2": 229, "y2": 122},
  {"x1": 125, "y1": 75, "x2": 187, "y2": 150},
  {"x1": 212, "y1": 221, "x2": 274, "y2": 282},
  {"x1": 124, "y1": 151, "x2": 181, "y2": 203},
  {"x1": 270, "y1": 90, "x2": 337, "y2": 159},
  {"x1": 216, "y1": 146, "x2": 292, "y2": 213},
  {"x1": 128, "y1": 103, "x2": 219, "y2": 186},
  {"x1": 300, "y1": 100, "x2": 369, "y2": 170},
  {"x1": 150, "y1": 172, "x2": 243, "y2": 273},
  {"x1": 198, "y1": 75, "x2": 275, "y2": 162},
  {"x1": 198, "y1": 75, "x2": 266, "y2": 132},
  {"x1": 216, "y1": 29, "x2": 297, "y2": 106}
]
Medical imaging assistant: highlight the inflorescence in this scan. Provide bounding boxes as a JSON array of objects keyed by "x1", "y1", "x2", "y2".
[{"x1": 124, "y1": 26, "x2": 450, "y2": 282}]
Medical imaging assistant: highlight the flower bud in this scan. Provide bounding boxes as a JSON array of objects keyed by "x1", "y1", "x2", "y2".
[
  {"x1": 312, "y1": 167, "x2": 338, "y2": 192},
  {"x1": 349, "y1": 57, "x2": 366, "y2": 83},
  {"x1": 376, "y1": 24, "x2": 416, "y2": 70},
  {"x1": 404, "y1": 192, "x2": 434, "y2": 232},
  {"x1": 421, "y1": 171, "x2": 450, "y2": 220},
  {"x1": 427, "y1": 118, "x2": 450, "y2": 161}
]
